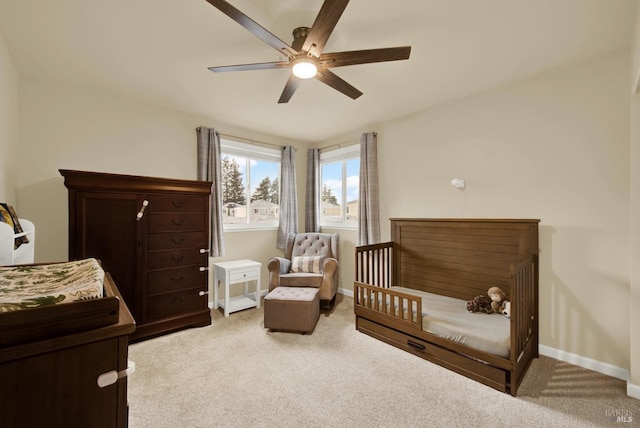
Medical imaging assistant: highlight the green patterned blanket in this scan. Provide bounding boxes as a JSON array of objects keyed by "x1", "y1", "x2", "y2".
[{"x1": 0, "y1": 258, "x2": 105, "y2": 312}]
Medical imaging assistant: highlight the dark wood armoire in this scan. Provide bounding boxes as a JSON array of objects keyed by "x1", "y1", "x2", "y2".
[{"x1": 60, "y1": 169, "x2": 212, "y2": 342}]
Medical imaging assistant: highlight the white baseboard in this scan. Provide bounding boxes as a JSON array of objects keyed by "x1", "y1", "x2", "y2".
[
  {"x1": 628, "y1": 382, "x2": 640, "y2": 400},
  {"x1": 538, "y1": 345, "x2": 630, "y2": 381},
  {"x1": 339, "y1": 288, "x2": 353, "y2": 298}
]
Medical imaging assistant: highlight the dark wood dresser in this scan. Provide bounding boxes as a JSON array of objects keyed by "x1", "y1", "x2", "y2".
[
  {"x1": 0, "y1": 274, "x2": 135, "y2": 428},
  {"x1": 60, "y1": 169, "x2": 212, "y2": 341}
]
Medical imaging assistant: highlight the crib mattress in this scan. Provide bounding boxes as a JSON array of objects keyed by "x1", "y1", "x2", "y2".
[
  {"x1": 0, "y1": 258, "x2": 105, "y2": 312},
  {"x1": 391, "y1": 286, "x2": 511, "y2": 358}
]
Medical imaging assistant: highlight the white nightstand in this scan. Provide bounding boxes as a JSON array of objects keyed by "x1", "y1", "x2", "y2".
[{"x1": 212, "y1": 259, "x2": 262, "y2": 317}]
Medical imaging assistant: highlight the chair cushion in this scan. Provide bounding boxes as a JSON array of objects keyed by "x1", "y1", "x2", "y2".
[
  {"x1": 280, "y1": 273, "x2": 323, "y2": 288},
  {"x1": 290, "y1": 255, "x2": 325, "y2": 273}
]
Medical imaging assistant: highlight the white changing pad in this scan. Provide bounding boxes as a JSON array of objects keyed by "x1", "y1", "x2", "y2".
[
  {"x1": 391, "y1": 286, "x2": 511, "y2": 358},
  {"x1": 0, "y1": 258, "x2": 105, "y2": 312}
]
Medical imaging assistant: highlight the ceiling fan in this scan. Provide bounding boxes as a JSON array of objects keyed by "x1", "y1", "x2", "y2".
[{"x1": 205, "y1": 0, "x2": 412, "y2": 103}]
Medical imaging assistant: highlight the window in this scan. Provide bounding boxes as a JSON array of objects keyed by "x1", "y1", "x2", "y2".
[
  {"x1": 320, "y1": 144, "x2": 360, "y2": 228},
  {"x1": 221, "y1": 137, "x2": 280, "y2": 230}
]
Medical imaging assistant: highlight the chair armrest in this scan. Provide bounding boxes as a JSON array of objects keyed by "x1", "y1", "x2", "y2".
[
  {"x1": 268, "y1": 257, "x2": 291, "y2": 274},
  {"x1": 322, "y1": 257, "x2": 338, "y2": 281},
  {"x1": 267, "y1": 257, "x2": 291, "y2": 291}
]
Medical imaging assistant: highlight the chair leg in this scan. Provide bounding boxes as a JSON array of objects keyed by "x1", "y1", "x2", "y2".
[{"x1": 321, "y1": 295, "x2": 336, "y2": 310}]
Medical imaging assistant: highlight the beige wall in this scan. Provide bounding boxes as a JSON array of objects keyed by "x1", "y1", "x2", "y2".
[
  {"x1": 16, "y1": 77, "x2": 306, "y2": 290},
  {"x1": 368, "y1": 51, "x2": 631, "y2": 371},
  {"x1": 0, "y1": 31, "x2": 18, "y2": 205}
]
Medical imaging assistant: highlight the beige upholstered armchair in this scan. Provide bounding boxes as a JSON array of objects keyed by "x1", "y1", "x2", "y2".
[{"x1": 267, "y1": 232, "x2": 339, "y2": 309}]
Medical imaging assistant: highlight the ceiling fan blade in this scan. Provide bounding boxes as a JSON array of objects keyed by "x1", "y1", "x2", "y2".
[
  {"x1": 302, "y1": 0, "x2": 350, "y2": 56},
  {"x1": 204, "y1": 0, "x2": 297, "y2": 57},
  {"x1": 320, "y1": 46, "x2": 411, "y2": 68},
  {"x1": 278, "y1": 76, "x2": 301, "y2": 104},
  {"x1": 315, "y1": 69, "x2": 363, "y2": 100},
  {"x1": 208, "y1": 61, "x2": 289, "y2": 73}
]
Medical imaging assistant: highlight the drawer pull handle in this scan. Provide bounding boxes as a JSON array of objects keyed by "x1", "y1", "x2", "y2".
[
  {"x1": 171, "y1": 200, "x2": 184, "y2": 208},
  {"x1": 199, "y1": 267, "x2": 208, "y2": 272},
  {"x1": 171, "y1": 255, "x2": 184, "y2": 262},
  {"x1": 171, "y1": 218, "x2": 184, "y2": 226},
  {"x1": 136, "y1": 200, "x2": 149, "y2": 221},
  {"x1": 199, "y1": 291, "x2": 209, "y2": 296},
  {"x1": 171, "y1": 237, "x2": 184, "y2": 244},
  {"x1": 171, "y1": 276, "x2": 184, "y2": 283},
  {"x1": 200, "y1": 249, "x2": 208, "y2": 254},
  {"x1": 407, "y1": 340, "x2": 425, "y2": 350}
]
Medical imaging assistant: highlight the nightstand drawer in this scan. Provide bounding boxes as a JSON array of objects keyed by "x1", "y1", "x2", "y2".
[{"x1": 229, "y1": 268, "x2": 259, "y2": 283}]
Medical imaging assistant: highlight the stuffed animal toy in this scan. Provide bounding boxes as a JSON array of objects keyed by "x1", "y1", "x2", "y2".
[
  {"x1": 466, "y1": 295, "x2": 493, "y2": 314},
  {"x1": 487, "y1": 286, "x2": 508, "y2": 314},
  {"x1": 501, "y1": 301, "x2": 511, "y2": 318}
]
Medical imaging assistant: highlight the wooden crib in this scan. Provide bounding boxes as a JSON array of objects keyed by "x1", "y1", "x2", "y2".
[{"x1": 354, "y1": 218, "x2": 539, "y2": 396}]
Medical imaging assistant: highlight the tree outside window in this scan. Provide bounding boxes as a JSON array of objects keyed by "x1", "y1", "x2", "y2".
[{"x1": 221, "y1": 138, "x2": 280, "y2": 229}]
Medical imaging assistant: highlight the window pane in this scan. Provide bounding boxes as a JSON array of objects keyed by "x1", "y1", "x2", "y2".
[
  {"x1": 249, "y1": 159, "x2": 279, "y2": 223},
  {"x1": 321, "y1": 162, "x2": 343, "y2": 223},
  {"x1": 345, "y1": 158, "x2": 360, "y2": 223},
  {"x1": 222, "y1": 155, "x2": 247, "y2": 224}
]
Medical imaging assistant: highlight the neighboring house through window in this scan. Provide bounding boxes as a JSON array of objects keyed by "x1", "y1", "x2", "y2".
[
  {"x1": 320, "y1": 144, "x2": 360, "y2": 228},
  {"x1": 221, "y1": 137, "x2": 280, "y2": 230}
]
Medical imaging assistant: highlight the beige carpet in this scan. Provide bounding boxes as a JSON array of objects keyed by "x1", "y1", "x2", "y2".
[{"x1": 128, "y1": 294, "x2": 639, "y2": 428}]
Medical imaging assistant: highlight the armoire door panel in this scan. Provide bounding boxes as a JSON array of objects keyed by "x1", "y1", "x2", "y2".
[{"x1": 73, "y1": 192, "x2": 143, "y2": 320}]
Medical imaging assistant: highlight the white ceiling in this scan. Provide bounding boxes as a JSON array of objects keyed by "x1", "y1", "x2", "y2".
[{"x1": 0, "y1": 0, "x2": 637, "y2": 143}]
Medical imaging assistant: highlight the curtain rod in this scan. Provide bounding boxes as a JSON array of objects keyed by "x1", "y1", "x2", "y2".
[
  {"x1": 319, "y1": 132, "x2": 375, "y2": 153},
  {"x1": 220, "y1": 132, "x2": 285, "y2": 150},
  {"x1": 319, "y1": 140, "x2": 358, "y2": 153}
]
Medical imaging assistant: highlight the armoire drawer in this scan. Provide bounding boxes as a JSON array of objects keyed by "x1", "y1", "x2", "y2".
[
  {"x1": 147, "y1": 231, "x2": 207, "y2": 250},
  {"x1": 147, "y1": 194, "x2": 207, "y2": 213},
  {"x1": 147, "y1": 289, "x2": 206, "y2": 320},
  {"x1": 147, "y1": 249, "x2": 207, "y2": 270},
  {"x1": 148, "y1": 214, "x2": 206, "y2": 232},
  {"x1": 148, "y1": 267, "x2": 206, "y2": 295}
]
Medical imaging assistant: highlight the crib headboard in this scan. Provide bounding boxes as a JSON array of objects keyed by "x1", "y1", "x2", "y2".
[{"x1": 390, "y1": 218, "x2": 539, "y2": 301}]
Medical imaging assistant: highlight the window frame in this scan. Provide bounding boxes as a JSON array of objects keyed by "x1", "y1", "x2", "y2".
[
  {"x1": 319, "y1": 144, "x2": 360, "y2": 230},
  {"x1": 220, "y1": 137, "x2": 281, "y2": 231}
]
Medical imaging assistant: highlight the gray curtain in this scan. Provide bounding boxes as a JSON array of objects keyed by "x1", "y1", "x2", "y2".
[
  {"x1": 196, "y1": 126, "x2": 225, "y2": 257},
  {"x1": 277, "y1": 146, "x2": 298, "y2": 250},
  {"x1": 358, "y1": 132, "x2": 380, "y2": 245},
  {"x1": 305, "y1": 148, "x2": 320, "y2": 232}
]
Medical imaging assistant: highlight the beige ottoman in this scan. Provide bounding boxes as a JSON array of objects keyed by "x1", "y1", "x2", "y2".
[{"x1": 264, "y1": 286, "x2": 320, "y2": 333}]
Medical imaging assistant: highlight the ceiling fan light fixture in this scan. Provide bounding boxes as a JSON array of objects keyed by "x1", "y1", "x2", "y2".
[{"x1": 291, "y1": 57, "x2": 318, "y2": 79}]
